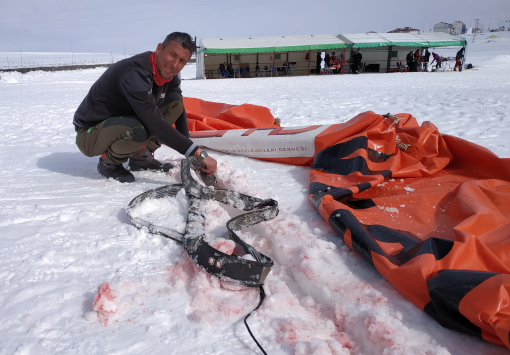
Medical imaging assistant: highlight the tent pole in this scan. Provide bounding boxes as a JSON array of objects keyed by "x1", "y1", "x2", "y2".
[
  {"x1": 272, "y1": 52, "x2": 276, "y2": 77},
  {"x1": 461, "y1": 44, "x2": 466, "y2": 70},
  {"x1": 307, "y1": 50, "x2": 311, "y2": 76},
  {"x1": 342, "y1": 48, "x2": 346, "y2": 74},
  {"x1": 349, "y1": 49, "x2": 354, "y2": 73},
  {"x1": 287, "y1": 52, "x2": 289, "y2": 76},
  {"x1": 238, "y1": 54, "x2": 241, "y2": 78},
  {"x1": 386, "y1": 45, "x2": 392, "y2": 73}
]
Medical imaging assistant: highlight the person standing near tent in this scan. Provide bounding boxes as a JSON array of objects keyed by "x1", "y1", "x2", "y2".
[
  {"x1": 431, "y1": 52, "x2": 442, "y2": 69},
  {"x1": 356, "y1": 50, "x2": 363, "y2": 72},
  {"x1": 330, "y1": 52, "x2": 339, "y2": 73},
  {"x1": 406, "y1": 51, "x2": 414, "y2": 72},
  {"x1": 454, "y1": 47, "x2": 465, "y2": 71},
  {"x1": 424, "y1": 49, "x2": 431, "y2": 71},
  {"x1": 324, "y1": 53, "x2": 330, "y2": 69},
  {"x1": 227, "y1": 62, "x2": 234, "y2": 77},
  {"x1": 413, "y1": 49, "x2": 421, "y2": 72},
  {"x1": 73, "y1": 32, "x2": 217, "y2": 183},
  {"x1": 352, "y1": 50, "x2": 362, "y2": 73},
  {"x1": 332, "y1": 53, "x2": 343, "y2": 74}
]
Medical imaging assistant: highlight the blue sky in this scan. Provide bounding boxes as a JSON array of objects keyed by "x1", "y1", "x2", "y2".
[{"x1": 1, "y1": 0, "x2": 509, "y2": 53}]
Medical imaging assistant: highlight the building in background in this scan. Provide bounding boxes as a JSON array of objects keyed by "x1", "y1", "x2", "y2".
[
  {"x1": 387, "y1": 27, "x2": 420, "y2": 34},
  {"x1": 433, "y1": 22, "x2": 453, "y2": 34},
  {"x1": 452, "y1": 21, "x2": 466, "y2": 35},
  {"x1": 433, "y1": 21, "x2": 466, "y2": 35}
]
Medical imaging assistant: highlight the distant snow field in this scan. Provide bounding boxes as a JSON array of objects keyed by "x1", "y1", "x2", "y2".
[{"x1": 0, "y1": 32, "x2": 509, "y2": 354}]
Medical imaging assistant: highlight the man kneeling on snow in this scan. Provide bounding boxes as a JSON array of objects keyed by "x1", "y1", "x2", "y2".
[{"x1": 73, "y1": 32, "x2": 217, "y2": 183}]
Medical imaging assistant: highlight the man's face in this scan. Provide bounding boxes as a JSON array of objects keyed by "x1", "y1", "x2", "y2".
[{"x1": 155, "y1": 40, "x2": 191, "y2": 79}]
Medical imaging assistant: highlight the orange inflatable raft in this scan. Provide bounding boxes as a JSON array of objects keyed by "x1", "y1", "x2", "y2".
[{"x1": 184, "y1": 98, "x2": 510, "y2": 349}]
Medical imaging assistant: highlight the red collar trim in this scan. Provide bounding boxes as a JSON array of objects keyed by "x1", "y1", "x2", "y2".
[{"x1": 150, "y1": 51, "x2": 173, "y2": 86}]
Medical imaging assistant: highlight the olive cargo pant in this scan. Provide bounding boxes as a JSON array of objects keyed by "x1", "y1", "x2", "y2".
[{"x1": 76, "y1": 92, "x2": 183, "y2": 165}]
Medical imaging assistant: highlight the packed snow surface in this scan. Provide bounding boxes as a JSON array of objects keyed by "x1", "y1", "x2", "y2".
[
  {"x1": 129, "y1": 188, "x2": 189, "y2": 234},
  {"x1": 0, "y1": 32, "x2": 509, "y2": 354}
]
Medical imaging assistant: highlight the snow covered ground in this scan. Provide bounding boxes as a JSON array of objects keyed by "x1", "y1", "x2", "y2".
[{"x1": 0, "y1": 32, "x2": 509, "y2": 355}]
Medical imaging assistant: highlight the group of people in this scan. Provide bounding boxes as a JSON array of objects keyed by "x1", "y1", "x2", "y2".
[
  {"x1": 324, "y1": 52, "x2": 343, "y2": 73},
  {"x1": 323, "y1": 47, "x2": 464, "y2": 74},
  {"x1": 404, "y1": 47, "x2": 465, "y2": 72},
  {"x1": 218, "y1": 62, "x2": 234, "y2": 77},
  {"x1": 218, "y1": 62, "x2": 252, "y2": 78},
  {"x1": 323, "y1": 50, "x2": 363, "y2": 74},
  {"x1": 430, "y1": 47, "x2": 465, "y2": 71},
  {"x1": 406, "y1": 49, "x2": 423, "y2": 72}
]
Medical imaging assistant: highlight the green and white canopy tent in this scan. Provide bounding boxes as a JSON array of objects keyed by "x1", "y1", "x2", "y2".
[
  {"x1": 196, "y1": 34, "x2": 348, "y2": 79},
  {"x1": 195, "y1": 32, "x2": 467, "y2": 78},
  {"x1": 337, "y1": 32, "x2": 467, "y2": 72},
  {"x1": 337, "y1": 32, "x2": 466, "y2": 48}
]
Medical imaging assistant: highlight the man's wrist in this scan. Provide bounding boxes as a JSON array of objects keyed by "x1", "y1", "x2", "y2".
[
  {"x1": 196, "y1": 150, "x2": 208, "y2": 162},
  {"x1": 186, "y1": 144, "x2": 199, "y2": 157}
]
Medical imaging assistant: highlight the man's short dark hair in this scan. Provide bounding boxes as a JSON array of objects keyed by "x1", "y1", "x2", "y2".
[{"x1": 162, "y1": 32, "x2": 197, "y2": 56}]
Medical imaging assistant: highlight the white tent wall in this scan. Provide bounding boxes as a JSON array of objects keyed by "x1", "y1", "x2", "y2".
[{"x1": 196, "y1": 39, "x2": 206, "y2": 79}]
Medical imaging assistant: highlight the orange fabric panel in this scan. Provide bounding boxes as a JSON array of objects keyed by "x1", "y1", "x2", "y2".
[
  {"x1": 183, "y1": 97, "x2": 237, "y2": 117},
  {"x1": 442, "y1": 134, "x2": 510, "y2": 180},
  {"x1": 372, "y1": 236, "x2": 510, "y2": 309},
  {"x1": 183, "y1": 97, "x2": 277, "y2": 131},
  {"x1": 216, "y1": 104, "x2": 276, "y2": 128},
  {"x1": 186, "y1": 115, "x2": 243, "y2": 131},
  {"x1": 460, "y1": 274, "x2": 510, "y2": 348},
  {"x1": 371, "y1": 252, "x2": 435, "y2": 309}
]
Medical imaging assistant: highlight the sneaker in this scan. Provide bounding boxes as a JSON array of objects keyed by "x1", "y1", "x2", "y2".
[
  {"x1": 97, "y1": 156, "x2": 135, "y2": 183},
  {"x1": 128, "y1": 147, "x2": 173, "y2": 172}
]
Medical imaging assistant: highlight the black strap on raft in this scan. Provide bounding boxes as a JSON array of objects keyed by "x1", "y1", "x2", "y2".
[{"x1": 127, "y1": 156, "x2": 278, "y2": 353}]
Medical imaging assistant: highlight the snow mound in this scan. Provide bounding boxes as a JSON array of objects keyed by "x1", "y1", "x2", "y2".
[
  {"x1": 91, "y1": 282, "x2": 119, "y2": 326},
  {"x1": 128, "y1": 188, "x2": 189, "y2": 233}
]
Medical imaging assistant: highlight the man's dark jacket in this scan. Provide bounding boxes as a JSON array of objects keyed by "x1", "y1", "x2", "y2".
[
  {"x1": 456, "y1": 49, "x2": 465, "y2": 60},
  {"x1": 73, "y1": 51, "x2": 195, "y2": 156}
]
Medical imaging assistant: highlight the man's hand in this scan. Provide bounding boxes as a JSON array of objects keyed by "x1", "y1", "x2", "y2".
[
  {"x1": 201, "y1": 155, "x2": 217, "y2": 176},
  {"x1": 193, "y1": 149, "x2": 217, "y2": 176}
]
